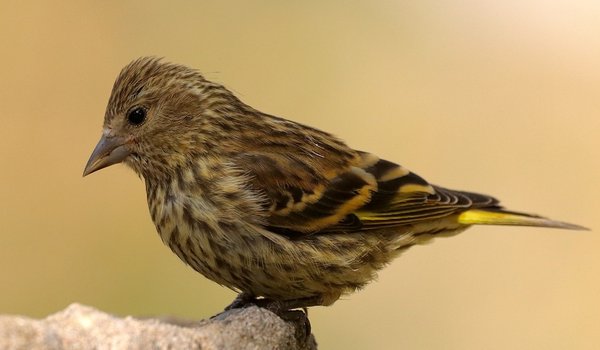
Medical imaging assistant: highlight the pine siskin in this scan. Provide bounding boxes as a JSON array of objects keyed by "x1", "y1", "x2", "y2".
[{"x1": 84, "y1": 57, "x2": 586, "y2": 311}]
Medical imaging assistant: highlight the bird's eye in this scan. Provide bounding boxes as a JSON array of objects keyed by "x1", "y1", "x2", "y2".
[{"x1": 127, "y1": 107, "x2": 146, "y2": 126}]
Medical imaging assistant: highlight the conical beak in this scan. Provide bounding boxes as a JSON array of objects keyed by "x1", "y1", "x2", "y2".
[{"x1": 83, "y1": 134, "x2": 131, "y2": 176}]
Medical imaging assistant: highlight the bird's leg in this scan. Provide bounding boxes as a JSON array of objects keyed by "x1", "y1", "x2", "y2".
[
  {"x1": 253, "y1": 295, "x2": 323, "y2": 313},
  {"x1": 223, "y1": 293, "x2": 321, "y2": 313},
  {"x1": 223, "y1": 292, "x2": 257, "y2": 311}
]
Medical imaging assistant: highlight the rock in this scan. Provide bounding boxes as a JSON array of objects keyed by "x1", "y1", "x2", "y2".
[{"x1": 0, "y1": 303, "x2": 317, "y2": 350}]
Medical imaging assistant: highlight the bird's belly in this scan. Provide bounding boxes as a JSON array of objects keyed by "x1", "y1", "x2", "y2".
[{"x1": 160, "y1": 222, "x2": 428, "y2": 303}]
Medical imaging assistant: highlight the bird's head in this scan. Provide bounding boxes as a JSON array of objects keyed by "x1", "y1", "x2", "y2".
[{"x1": 83, "y1": 57, "x2": 244, "y2": 180}]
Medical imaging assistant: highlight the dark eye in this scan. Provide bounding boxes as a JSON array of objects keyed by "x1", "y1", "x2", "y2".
[{"x1": 127, "y1": 107, "x2": 146, "y2": 125}]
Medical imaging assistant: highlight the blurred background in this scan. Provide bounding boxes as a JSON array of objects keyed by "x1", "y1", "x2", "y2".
[{"x1": 1, "y1": 1, "x2": 598, "y2": 349}]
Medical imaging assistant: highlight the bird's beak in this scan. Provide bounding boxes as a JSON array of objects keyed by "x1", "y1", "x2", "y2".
[{"x1": 83, "y1": 134, "x2": 131, "y2": 176}]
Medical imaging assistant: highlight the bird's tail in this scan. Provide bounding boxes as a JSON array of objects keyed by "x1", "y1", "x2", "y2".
[{"x1": 457, "y1": 209, "x2": 588, "y2": 230}]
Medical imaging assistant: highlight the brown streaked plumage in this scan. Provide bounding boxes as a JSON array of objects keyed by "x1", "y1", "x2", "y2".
[{"x1": 84, "y1": 57, "x2": 586, "y2": 310}]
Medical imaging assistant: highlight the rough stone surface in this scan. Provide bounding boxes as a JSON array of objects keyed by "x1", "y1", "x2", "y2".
[{"x1": 0, "y1": 303, "x2": 317, "y2": 350}]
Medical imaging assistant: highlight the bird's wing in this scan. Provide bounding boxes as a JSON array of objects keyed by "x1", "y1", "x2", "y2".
[
  {"x1": 352, "y1": 154, "x2": 499, "y2": 230},
  {"x1": 234, "y1": 150, "x2": 500, "y2": 235}
]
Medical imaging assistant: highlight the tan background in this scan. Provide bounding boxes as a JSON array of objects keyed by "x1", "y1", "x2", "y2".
[{"x1": 1, "y1": 1, "x2": 598, "y2": 349}]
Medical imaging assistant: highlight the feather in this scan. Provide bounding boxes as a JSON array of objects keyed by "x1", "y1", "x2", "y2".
[
  {"x1": 458, "y1": 209, "x2": 588, "y2": 230},
  {"x1": 236, "y1": 150, "x2": 586, "y2": 234}
]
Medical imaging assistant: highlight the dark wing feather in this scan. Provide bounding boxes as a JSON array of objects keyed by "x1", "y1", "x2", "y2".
[
  {"x1": 353, "y1": 153, "x2": 499, "y2": 229},
  {"x1": 235, "y1": 150, "x2": 499, "y2": 234},
  {"x1": 235, "y1": 151, "x2": 377, "y2": 233}
]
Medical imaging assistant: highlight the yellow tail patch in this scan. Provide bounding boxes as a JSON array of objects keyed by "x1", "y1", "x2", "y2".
[{"x1": 458, "y1": 209, "x2": 588, "y2": 230}]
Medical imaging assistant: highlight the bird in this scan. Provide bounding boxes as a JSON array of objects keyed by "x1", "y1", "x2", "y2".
[{"x1": 83, "y1": 57, "x2": 586, "y2": 312}]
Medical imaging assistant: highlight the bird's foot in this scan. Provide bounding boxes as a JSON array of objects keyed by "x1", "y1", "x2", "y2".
[
  {"x1": 223, "y1": 292, "x2": 257, "y2": 311},
  {"x1": 279, "y1": 308, "x2": 312, "y2": 342},
  {"x1": 252, "y1": 296, "x2": 322, "y2": 339},
  {"x1": 221, "y1": 295, "x2": 319, "y2": 339}
]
